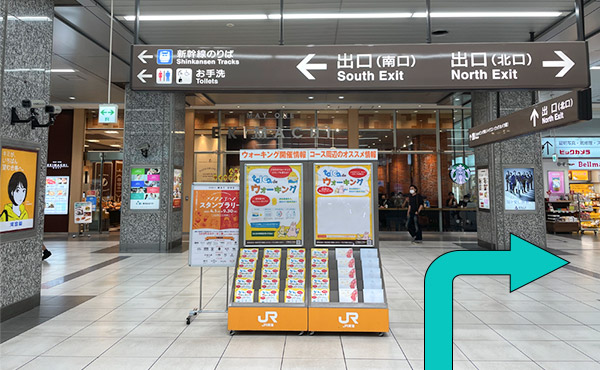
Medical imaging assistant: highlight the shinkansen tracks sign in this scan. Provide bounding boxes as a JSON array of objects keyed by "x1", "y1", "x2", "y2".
[{"x1": 131, "y1": 42, "x2": 589, "y2": 91}]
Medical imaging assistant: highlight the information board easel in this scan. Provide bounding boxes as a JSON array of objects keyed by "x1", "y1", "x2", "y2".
[
  {"x1": 186, "y1": 182, "x2": 240, "y2": 325},
  {"x1": 228, "y1": 149, "x2": 388, "y2": 334}
]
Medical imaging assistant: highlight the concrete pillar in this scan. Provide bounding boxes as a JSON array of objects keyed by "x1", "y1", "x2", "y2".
[
  {"x1": 0, "y1": 0, "x2": 55, "y2": 319},
  {"x1": 348, "y1": 109, "x2": 359, "y2": 149},
  {"x1": 68, "y1": 109, "x2": 86, "y2": 234},
  {"x1": 472, "y1": 91, "x2": 547, "y2": 250},
  {"x1": 182, "y1": 109, "x2": 194, "y2": 234},
  {"x1": 119, "y1": 86, "x2": 186, "y2": 252}
]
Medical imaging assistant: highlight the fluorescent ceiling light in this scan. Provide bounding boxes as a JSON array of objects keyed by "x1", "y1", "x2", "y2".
[
  {"x1": 123, "y1": 14, "x2": 268, "y2": 21},
  {"x1": 413, "y1": 11, "x2": 562, "y2": 18},
  {"x1": 50, "y1": 69, "x2": 76, "y2": 73},
  {"x1": 104, "y1": 130, "x2": 119, "y2": 134},
  {"x1": 268, "y1": 13, "x2": 412, "y2": 20},
  {"x1": 7, "y1": 16, "x2": 51, "y2": 21},
  {"x1": 86, "y1": 139, "x2": 99, "y2": 143},
  {"x1": 591, "y1": 66, "x2": 600, "y2": 70},
  {"x1": 110, "y1": 144, "x2": 121, "y2": 147}
]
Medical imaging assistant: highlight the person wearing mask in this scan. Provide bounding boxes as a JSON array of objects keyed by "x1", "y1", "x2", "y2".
[
  {"x1": 406, "y1": 185, "x2": 424, "y2": 243},
  {"x1": 379, "y1": 194, "x2": 390, "y2": 208},
  {"x1": 446, "y1": 192, "x2": 457, "y2": 208}
]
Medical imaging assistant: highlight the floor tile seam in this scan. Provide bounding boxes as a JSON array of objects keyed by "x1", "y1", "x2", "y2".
[
  {"x1": 513, "y1": 338, "x2": 599, "y2": 363},
  {"x1": 211, "y1": 331, "x2": 234, "y2": 370},
  {"x1": 381, "y1": 263, "x2": 424, "y2": 309},
  {"x1": 279, "y1": 334, "x2": 288, "y2": 370},
  {"x1": 13, "y1": 334, "x2": 76, "y2": 369},
  {"x1": 387, "y1": 325, "x2": 413, "y2": 363},
  {"x1": 338, "y1": 334, "x2": 350, "y2": 370},
  {"x1": 454, "y1": 336, "x2": 537, "y2": 365}
]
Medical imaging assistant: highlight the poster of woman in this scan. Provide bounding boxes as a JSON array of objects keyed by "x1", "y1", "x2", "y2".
[{"x1": 0, "y1": 147, "x2": 38, "y2": 233}]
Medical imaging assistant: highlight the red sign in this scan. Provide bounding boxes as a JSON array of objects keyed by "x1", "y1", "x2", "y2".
[
  {"x1": 268, "y1": 165, "x2": 293, "y2": 178},
  {"x1": 250, "y1": 194, "x2": 270, "y2": 207},
  {"x1": 349, "y1": 168, "x2": 368, "y2": 178}
]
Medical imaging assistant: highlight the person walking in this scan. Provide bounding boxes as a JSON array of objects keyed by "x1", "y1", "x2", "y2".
[{"x1": 406, "y1": 185, "x2": 424, "y2": 243}]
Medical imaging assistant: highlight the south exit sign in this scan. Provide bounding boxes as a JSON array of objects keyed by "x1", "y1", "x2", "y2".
[{"x1": 98, "y1": 104, "x2": 118, "y2": 123}]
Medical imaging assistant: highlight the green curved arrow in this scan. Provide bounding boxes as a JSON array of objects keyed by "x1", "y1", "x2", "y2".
[{"x1": 424, "y1": 234, "x2": 568, "y2": 370}]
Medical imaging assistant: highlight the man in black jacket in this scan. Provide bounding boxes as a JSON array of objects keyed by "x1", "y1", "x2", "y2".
[{"x1": 406, "y1": 185, "x2": 424, "y2": 243}]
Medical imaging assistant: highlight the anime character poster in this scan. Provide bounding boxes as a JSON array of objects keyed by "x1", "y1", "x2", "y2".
[
  {"x1": 504, "y1": 167, "x2": 535, "y2": 211},
  {"x1": 1, "y1": 147, "x2": 38, "y2": 233},
  {"x1": 314, "y1": 164, "x2": 374, "y2": 246},
  {"x1": 547, "y1": 171, "x2": 564, "y2": 194},
  {"x1": 244, "y1": 164, "x2": 303, "y2": 246}
]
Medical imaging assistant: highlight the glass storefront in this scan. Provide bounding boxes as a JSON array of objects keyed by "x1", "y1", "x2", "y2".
[{"x1": 192, "y1": 105, "x2": 476, "y2": 232}]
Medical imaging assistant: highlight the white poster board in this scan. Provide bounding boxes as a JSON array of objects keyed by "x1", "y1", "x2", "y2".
[
  {"x1": 314, "y1": 163, "x2": 374, "y2": 246},
  {"x1": 74, "y1": 202, "x2": 92, "y2": 224},
  {"x1": 189, "y1": 182, "x2": 240, "y2": 267},
  {"x1": 44, "y1": 176, "x2": 70, "y2": 215},
  {"x1": 477, "y1": 168, "x2": 490, "y2": 210}
]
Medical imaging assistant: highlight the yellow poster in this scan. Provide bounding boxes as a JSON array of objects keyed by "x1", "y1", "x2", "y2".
[
  {"x1": 314, "y1": 164, "x2": 374, "y2": 246},
  {"x1": 1, "y1": 147, "x2": 38, "y2": 233},
  {"x1": 245, "y1": 164, "x2": 302, "y2": 246}
]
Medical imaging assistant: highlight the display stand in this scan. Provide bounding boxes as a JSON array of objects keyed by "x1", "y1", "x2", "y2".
[
  {"x1": 228, "y1": 149, "x2": 388, "y2": 334},
  {"x1": 187, "y1": 183, "x2": 240, "y2": 325}
]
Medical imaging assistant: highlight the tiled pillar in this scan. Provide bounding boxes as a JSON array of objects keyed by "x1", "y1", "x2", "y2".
[
  {"x1": 119, "y1": 86, "x2": 186, "y2": 252},
  {"x1": 0, "y1": 0, "x2": 55, "y2": 319},
  {"x1": 472, "y1": 91, "x2": 547, "y2": 251}
]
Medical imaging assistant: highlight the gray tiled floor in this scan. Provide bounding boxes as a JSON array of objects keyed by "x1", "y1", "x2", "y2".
[{"x1": 0, "y1": 232, "x2": 599, "y2": 369}]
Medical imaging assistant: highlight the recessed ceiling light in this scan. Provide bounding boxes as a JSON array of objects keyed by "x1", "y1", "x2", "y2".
[
  {"x1": 50, "y1": 69, "x2": 76, "y2": 73},
  {"x1": 377, "y1": 105, "x2": 381, "y2": 108},
  {"x1": 69, "y1": 96, "x2": 76, "y2": 100},
  {"x1": 236, "y1": 105, "x2": 240, "y2": 108},
  {"x1": 282, "y1": 105, "x2": 285, "y2": 108},
  {"x1": 308, "y1": 96, "x2": 314, "y2": 100},
  {"x1": 84, "y1": 144, "x2": 89, "y2": 147},
  {"x1": 336, "y1": 129, "x2": 340, "y2": 132},
  {"x1": 414, "y1": 110, "x2": 418, "y2": 112},
  {"x1": 229, "y1": 111, "x2": 234, "y2": 113},
  {"x1": 591, "y1": 66, "x2": 600, "y2": 70},
  {"x1": 86, "y1": 139, "x2": 99, "y2": 143},
  {"x1": 226, "y1": 23, "x2": 235, "y2": 27},
  {"x1": 104, "y1": 130, "x2": 119, "y2": 134},
  {"x1": 210, "y1": 111, "x2": 214, "y2": 113},
  {"x1": 455, "y1": 98, "x2": 461, "y2": 101},
  {"x1": 384, "y1": 135, "x2": 388, "y2": 138},
  {"x1": 432, "y1": 29, "x2": 449, "y2": 36},
  {"x1": 110, "y1": 144, "x2": 121, "y2": 147},
  {"x1": 327, "y1": 105, "x2": 330, "y2": 108},
  {"x1": 338, "y1": 96, "x2": 344, "y2": 99}
]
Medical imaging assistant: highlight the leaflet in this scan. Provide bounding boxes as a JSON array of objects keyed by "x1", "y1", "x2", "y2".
[
  {"x1": 336, "y1": 248, "x2": 354, "y2": 260},
  {"x1": 339, "y1": 288, "x2": 359, "y2": 303},
  {"x1": 337, "y1": 258, "x2": 356, "y2": 269},
  {"x1": 360, "y1": 248, "x2": 378, "y2": 259},
  {"x1": 311, "y1": 248, "x2": 329, "y2": 259},
  {"x1": 234, "y1": 289, "x2": 254, "y2": 303},
  {"x1": 235, "y1": 278, "x2": 254, "y2": 290},
  {"x1": 362, "y1": 267, "x2": 381, "y2": 279},
  {"x1": 311, "y1": 257, "x2": 328, "y2": 268},
  {"x1": 261, "y1": 268, "x2": 280, "y2": 279},
  {"x1": 338, "y1": 278, "x2": 358, "y2": 290},
  {"x1": 311, "y1": 267, "x2": 329, "y2": 278},
  {"x1": 288, "y1": 248, "x2": 306, "y2": 259},
  {"x1": 361, "y1": 258, "x2": 380, "y2": 269},
  {"x1": 287, "y1": 267, "x2": 306, "y2": 279},
  {"x1": 363, "y1": 277, "x2": 382, "y2": 289},
  {"x1": 263, "y1": 248, "x2": 282, "y2": 259},
  {"x1": 311, "y1": 288, "x2": 330, "y2": 303},
  {"x1": 338, "y1": 267, "x2": 357, "y2": 279},
  {"x1": 240, "y1": 249, "x2": 259, "y2": 259},
  {"x1": 260, "y1": 278, "x2": 280, "y2": 290},
  {"x1": 236, "y1": 268, "x2": 256, "y2": 279},
  {"x1": 259, "y1": 289, "x2": 279, "y2": 303},
  {"x1": 363, "y1": 288, "x2": 385, "y2": 303},
  {"x1": 286, "y1": 258, "x2": 305, "y2": 268},
  {"x1": 286, "y1": 278, "x2": 305, "y2": 289},
  {"x1": 262, "y1": 258, "x2": 281, "y2": 269},
  {"x1": 311, "y1": 278, "x2": 330, "y2": 290},
  {"x1": 238, "y1": 258, "x2": 257, "y2": 268},
  {"x1": 285, "y1": 288, "x2": 305, "y2": 303}
]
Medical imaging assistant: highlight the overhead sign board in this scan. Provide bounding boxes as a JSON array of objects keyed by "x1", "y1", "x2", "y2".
[
  {"x1": 239, "y1": 149, "x2": 378, "y2": 161},
  {"x1": 469, "y1": 89, "x2": 592, "y2": 148},
  {"x1": 131, "y1": 42, "x2": 589, "y2": 91},
  {"x1": 98, "y1": 104, "x2": 118, "y2": 123},
  {"x1": 541, "y1": 137, "x2": 600, "y2": 158}
]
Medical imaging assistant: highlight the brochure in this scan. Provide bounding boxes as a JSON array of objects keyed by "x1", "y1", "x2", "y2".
[
  {"x1": 288, "y1": 248, "x2": 306, "y2": 258},
  {"x1": 234, "y1": 289, "x2": 254, "y2": 303},
  {"x1": 311, "y1": 288, "x2": 330, "y2": 302},
  {"x1": 363, "y1": 288, "x2": 385, "y2": 303},
  {"x1": 235, "y1": 278, "x2": 254, "y2": 290},
  {"x1": 236, "y1": 268, "x2": 255, "y2": 279},
  {"x1": 287, "y1": 267, "x2": 306, "y2": 279},
  {"x1": 259, "y1": 289, "x2": 279, "y2": 303},
  {"x1": 260, "y1": 278, "x2": 280, "y2": 290},
  {"x1": 286, "y1": 278, "x2": 305, "y2": 289},
  {"x1": 338, "y1": 277, "x2": 358, "y2": 290},
  {"x1": 261, "y1": 268, "x2": 280, "y2": 279},
  {"x1": 339, "y1": 288, "x2": 359, "y2": 303},
  {"x1": 311, "y1": 267, "x2": 329, "y2": 278},
  {"x1": 263, "y1": 248, "x2": 282, "y2": 259},
  {"x1": 311, "y1": 278, "x2": 330, "y2": 290},
  {"x1": 285, "y1": 288, "x2": 305, "y2": 303},
  {"x1": 336, "y1": 248, "x2": 354, "y2": 260}
]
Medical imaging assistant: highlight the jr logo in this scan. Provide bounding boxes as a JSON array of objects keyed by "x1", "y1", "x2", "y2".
[
  {"x1": 257, "y1": 311, "x2": 278, "y2": 327},
  {"x1": 338, "y1": 312, "x2": 359, "y2": 328}
]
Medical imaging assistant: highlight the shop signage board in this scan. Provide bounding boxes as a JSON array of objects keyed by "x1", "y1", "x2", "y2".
[
  {"x1": 130, "y1": 168, "x2": 160, "y2": 210},
  {"x1": 469, "y1": 89, "x2": 592, "y2": 148},
  {"x1": 44, "y1": 176, "x2": 70, "y2": 215},
  {"x1": 173, "y1": 168, "x2": 183, "y2": 208},
  {"x1": 132, "y1": 42, "x2": 589, "y2": 91},
  {"x1": 541, "y1": 136, "x2": 600, "y2": 158},
  {"x1": 74, "y1": 202, "x2": 92, "y2": 224},
  {"x1": 85, "y1": 195, "x2": 97, "y2": 211},
  {"x1": 0, "y1": 146, "x2": 38, "y2": 234},
  {"x1": 244, "y1": 163, "x2": 303, "y2": 246},
  {"x1": 239, "y1": 149, "x2": 378, "y2": 161},
  {"x1": 189, "y1": 183, "x2": 239, "y2": 267},
  {"x1": 314, "y1": 163, "x2": 374, "y2": 246},
  {"x1": 568, "y1": 159, "x2": 600, "y2": 170},
  {"x1": 98, "y1": 104, "x2": 118, "y2": 123}
]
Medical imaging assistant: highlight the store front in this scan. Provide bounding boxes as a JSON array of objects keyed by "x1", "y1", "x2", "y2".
[{"x1": 187, "y1": 104, "x2": 477, "y2": 233}]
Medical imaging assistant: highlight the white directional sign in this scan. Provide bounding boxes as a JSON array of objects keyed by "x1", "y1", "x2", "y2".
[
  {"x1": 131, "y1": 42, "x2": 589, "y2": 91},
  {"x1": 530, "y1": 109, "x2": 539, "y2": 127},
  {"x1": 98, "y1": 104, "x2": 118, "y2": 123}
]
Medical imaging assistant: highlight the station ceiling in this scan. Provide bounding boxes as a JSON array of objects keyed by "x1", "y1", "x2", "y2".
[{"x1": 49, "y1": 0, "x2": 600, "y2": 107}]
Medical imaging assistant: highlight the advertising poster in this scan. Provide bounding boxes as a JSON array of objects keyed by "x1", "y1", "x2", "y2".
[
  {"x1": 130, "y1": 168, "x2": 160, "y2": 210},
  {"x1": 189, "y1": 183, "x2": 239, "y2": 267},
  {"x1": 44, "y1": 176, "x2": 70, "y2": 215},
  {"x1": 0, "y1": 147, "x2": 38, "y2": 233},
  {"x1": 504, "y1": 167, "x2": 535, "y2": 211},
  {"x1": 173, "y1": 168, "x2": 183, "y2": 208},
  {"x1": 314, "y1": 164, "x2": 374, "y2": 246},
  {"x1": 245, "y1": 164, "x2": 303, "y2": 246},
  {"x1": 477, "y1": 168, "x2": 490, "y2": 210},
  {"x1": 547, "y1": 171, "x2": 565, "y2": 194},
  {"x1": 74, "y1": 202, "x2": 93, "y2": 224},
  {"x1": 570, "y1": 170, "x2": 589, "y2": 181}
]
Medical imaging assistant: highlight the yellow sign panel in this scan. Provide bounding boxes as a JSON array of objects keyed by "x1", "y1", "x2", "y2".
[
  {"x1": 1, "y1": 147, "x2": 38, "y2": 233},
  {"x1": 314, "y1": 164, "x2": 374, "y2": 246},
  {"x1": 228, "y1": 306, "x2": 308, "y2": 331},
  {"x1": 308, "y1": 307, "x2": 389, "y2": 332},
  {"x1": 244, "y1": 164, "x2": 303, "y2": 246},
  {"x1": 570, "y1": 170, "x2": 589, "y2": 181}
]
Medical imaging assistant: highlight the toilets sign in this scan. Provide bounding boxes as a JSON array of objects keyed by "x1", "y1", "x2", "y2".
[{"x1": 131, "y1": 42, "x2": 589, "y2": 91}]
